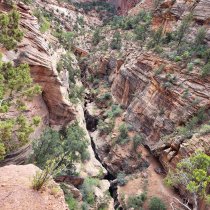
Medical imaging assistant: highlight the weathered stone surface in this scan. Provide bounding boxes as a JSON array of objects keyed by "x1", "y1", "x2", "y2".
[
  {"x1": 194, "y1": 0, "x2": 210, "y2": 22},
  {"x1": 108, "y1": 0, "x2": 138, "y2": 16},
  {"x1": 90, "y1": 130, "x2": 139, "y2": 176},
  {"x1": 0, "y1": 164, "x2": 68, "y2": 210},
  {"x1": 61, "y1": 183, "x2": 83, "y2": 202},
  {"x1": 54, "y1": 176, "x2": 84, "y2": 188},
  {"x1": 112, "y1": 53, "x2": 210, "y2": 151},
  {"x1": 0, "y1": 2, "x2": 76, "y2": 165}
]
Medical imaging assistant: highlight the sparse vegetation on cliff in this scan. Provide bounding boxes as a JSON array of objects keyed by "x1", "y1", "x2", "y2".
[{"x1": 0, "y1": 7, "x2": 42, "y2": 161}]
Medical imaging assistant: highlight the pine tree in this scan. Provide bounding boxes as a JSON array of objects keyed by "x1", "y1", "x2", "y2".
[
  {"x1": 92, "y1": 28, "x2": 101, "y2": 46},
  {"x1": 194, "y1": 27, "x2": 207, "y2": 46},
  {"x1": 134, "y1": 22, "x2": 150, "y2": 48},
  {"x1": 29, "y1": 121, "x2": 90, "y2": 175},
  {"x1": 176, "y1": 11, "x2": 194, "y2": 47},
  {"x1": 0, "y1": 7, "x2": 42, "y2": 161},
  {"x1": 0, "y1": 7, "x2": 24, "y2": 50},
  {"x1": 110, "y1": 30, "x2": 122, "y2": 50},
  {"x1": 164, "y1": 150, "x2": 210, "y2": 210},
  {"x1": 147, "y1": 26, "x2": 163, "y2": 49}
]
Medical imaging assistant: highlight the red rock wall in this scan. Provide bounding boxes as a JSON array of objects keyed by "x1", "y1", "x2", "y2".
[
  {"x1": 107, "y1": 0, "x2": 138, "y2": 16},
  {"x1": 0, "y1": 2, "x2": 76, "y2": 166}
]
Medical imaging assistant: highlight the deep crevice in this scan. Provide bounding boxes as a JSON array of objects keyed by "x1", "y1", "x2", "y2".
[{"x1": 84, "y1": 99, "x2": 120, "y2": 209}]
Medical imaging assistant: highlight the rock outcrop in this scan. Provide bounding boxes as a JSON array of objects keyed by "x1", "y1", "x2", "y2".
[
  {"x1": 107, "y1": 0, "x2": 138, "y2": 16},
  {"x1": 0, "y1": 2, "x2": 76, "y2": 165},
  {"x1": 0, "y1": 164, "x2": 68, "y2": 210},
  {"x1": 112, "y1": 53, "x2": 210, "y2": 149}
]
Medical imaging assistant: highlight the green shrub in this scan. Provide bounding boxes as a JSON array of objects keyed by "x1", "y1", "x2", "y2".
[
  {"x1": 197, "y1": 106, "x2": 208, "y2": 124},
  {"x1": 185, "y1": 116, "x2": 198, "y2": 132},
  {"x1": 174, "y1": 56, "x2": 181, "y2": 62},
  {"x1": 111, "y1": 105, "x2": 122, "y2": 117},
  {"x1": 187, "y1": 62, "x2": 194, "y2": 71},
  {"x1": 127, "y1": 193, "x2": 147, "y2": 209},
  {"x1": 194, "y1": 27, "x2": 207, "y2": 46},
  {"x1": 100, "y1": 92, "x2": 112, "y2": 101},
  {"x1": 40, "y1": 17, "x2": 50, "y2": 33},
  {"x1": 110, "y1": 30, "x2": 122, "y2": 50},
  {"x1": 153, "y1": 64, "x2": 166, "y2": 75},
  {"x1": 158, "y1": 107, "x2": 164, "y2": 116},
  {"x1": 146, "y1": 26, "x2": 163, "y2": 49},
  {"x1": 93, "y1": 78, "x2": 100, "y2": 86},
  {"x1": 22, "y1": 0, "x2": 32, "y2": 5},
  {"x1": 28, "y1": 122, "x2": 89, "y2": 175},
  {"x1": 132, "y1": 135, "x2": 143, "y2": 151},
  {"x1": 69, "y1": 85, "x2": 85, "y2": 104},
  {"x1": 57, "y1": 62, "x2": 62, "y2": 72},
  {"x1": 117, "y1": 173, "x2": 128, "y2": 186},
  {"x1": 92, "y1": 28, "x2": 101, "y2": 45},
  {"x1": 194, "y1": 59, "x2": 201, "y2": 64},
  {"x1": 81, "y1": 202, "x2": 89, "y2": 210},
  {"x1": 153, "y1": 45, "x2": 164, "y2": 54},
  {"x1": 182, "y1": 88, "x2": 189, "y2": 98},
  {"x1": 80, "y1": 178, "x2": 100, "y2": 204},
  {"x1": 182, "y1": 51, "x2": 190, "y2": 59},
  {"x1": 193, "y1": 98, "x2": 199, "y2": 106},
  {"x1": 164, "y1": 82, "x2": 173, "y2": 88},
  {"x1": 115, "y1": 124, "x2": 129, "y2": 145},
  {"x1": 201, "y1": 62, "x2": 210, "y2": 77},
  {"x1": 161, "y1": 31, "x2": 173, "y2": 44},
  {"x1": 126, "y1": 124, "x2": 133, "y2": 131},
  {"x1": 202, "y1": 49, "x2": 210, "y2": 63},
  {"x1": 200, "y1": 124, "x2": 210, "y2": 135},
  {"x1": 105, "y1": 110, "x2": 114, "y2": 118},
  {"x1": 149, "y1": 197, "x2": 167, "y2": 210},
  {"x1": 98, "y1": 119, "x2": 115, "y2": 135},
  {"x1": 120, "y1": 103, "x2": 126, "y2": 109},
  {"x1": 65, "y1": 193, "x2": 79, "y2": 210}
]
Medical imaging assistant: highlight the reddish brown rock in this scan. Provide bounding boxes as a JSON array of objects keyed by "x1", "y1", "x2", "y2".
[
  {"x1": 0, "y1": 2, "x2": 76, "y2": 165},
  {"x1": 107, "y1": 0, "x2": 138, "y2": 16},
  {"x1": 0, "y1": 164, "x2": 68, "y2": 210},
  {"x1": 111, "y1": 53, "x2": 210, "y2": 150},
  {"x1": 54, "y1": 176, "x2": 84, "y2": 188}
]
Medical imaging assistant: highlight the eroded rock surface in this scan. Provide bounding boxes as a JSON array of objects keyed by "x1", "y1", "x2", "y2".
[
  {"x1": 0, "y1": 164, "x2": 68, "y2": 210},
  {"x1": 0, "y1": 2, "x2": 76, "y2": 165},
  {"x1": 108, "y1": 0, "x2": 138, "y2": 16}
]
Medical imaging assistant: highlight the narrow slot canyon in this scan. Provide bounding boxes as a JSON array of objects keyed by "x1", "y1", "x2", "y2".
[{"x1": 84, "y1": 97, "x2": 121, "y2": 209}]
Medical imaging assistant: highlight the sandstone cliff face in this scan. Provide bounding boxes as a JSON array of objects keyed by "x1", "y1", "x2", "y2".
[
  {"x1": 35, "y1": 0, "x2": 102, "y2": 32},
  {"x1": 0, "y1": 164, "x2": 68, "y2": 210},
  {"x1": 0, "y1": 2, "x2": 76, "y2": 165},
  {"x1": 107, "y1": 0, "x2": 138, "y2": 16},
  {"x1": 112, "y1": 52, "x2": 210, "y2": 149}
]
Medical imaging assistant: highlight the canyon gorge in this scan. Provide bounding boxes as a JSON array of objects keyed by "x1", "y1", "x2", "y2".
[{"x1": 1, "y1": 0, "x2": 210, "y2": 210}]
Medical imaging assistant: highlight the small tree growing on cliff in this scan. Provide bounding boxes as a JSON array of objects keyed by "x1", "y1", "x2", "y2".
[
  {"x1": 134, "y1": 22, "x2": 150, "y2": 48},
  {"x1": 147, "y1": 26, "x2": 163, "y2": 49},
  {"x1": 175, "y1": 11, "x2": 194, "y2": 47},
  {"x1": 92, "y1": 28, "x2": 101, "y2": 46},
  {"x1": 29, "y1": 122, "x2": 90, "y2": 175},
  {"x1": 164, "y1": 150, "x2": 210, "y2": 210},
  {"x1": 110, "y1": 30, "x2": 122, "y2": 50},
  {"x1": 0, "y1": 6, "x2": 24, "y2": 50},
  {"x1": 0, "y1": 7, "x2": 42, "y2": 161}
]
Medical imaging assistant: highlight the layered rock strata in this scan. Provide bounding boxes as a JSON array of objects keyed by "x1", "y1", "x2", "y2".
[{"x1": 0, "y1": 2, "x2": 76, "y2": 165}]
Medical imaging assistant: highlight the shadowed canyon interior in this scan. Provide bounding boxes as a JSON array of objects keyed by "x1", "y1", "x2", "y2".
[{"x1": 1, "y1": 0, "x2": 210, "y2": 209}]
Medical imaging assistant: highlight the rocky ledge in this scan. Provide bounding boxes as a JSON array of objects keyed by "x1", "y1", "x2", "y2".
[{"x1": 0, "y1": 164, "x2": 68, "y2": 210}]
